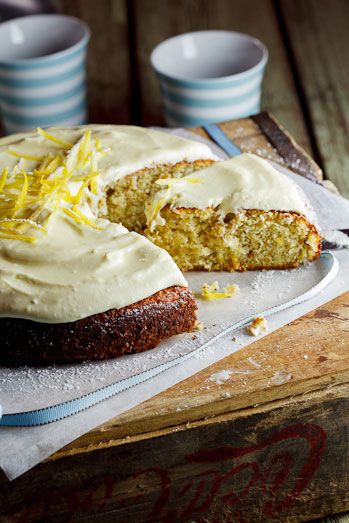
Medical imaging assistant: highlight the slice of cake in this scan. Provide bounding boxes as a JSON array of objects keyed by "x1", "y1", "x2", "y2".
[{"x1": 145, "y1": 153, "x2": 321, "y2": 271}]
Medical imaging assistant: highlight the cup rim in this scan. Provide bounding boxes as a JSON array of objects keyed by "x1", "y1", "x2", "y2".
[
  {"x1": 0, "y1": 14, "x2": 90, "y2": 66},
  {"x1": 151, "y1": 30, "x2": 268, "y2": 86}
]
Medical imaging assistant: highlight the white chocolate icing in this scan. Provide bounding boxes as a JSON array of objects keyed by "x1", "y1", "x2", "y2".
[
  {"x1": 147, "y1": 153, "x2": 318, "y2": 229},
  {"x1": 0, "y1": 125, "x2": 216, "y2": 189},
  {"x1": 0, "y1": 211, "x2": 187, "y2": 323},
  {"x1": 0, "y1": 125, "x2": 215, "y2": 323}
]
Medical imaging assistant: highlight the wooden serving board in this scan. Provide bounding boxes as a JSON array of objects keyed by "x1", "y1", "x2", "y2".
[{"x1": 1, "y1": 114, "x2": 348, "y2": 523}]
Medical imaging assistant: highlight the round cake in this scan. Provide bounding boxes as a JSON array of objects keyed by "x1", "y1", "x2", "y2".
[
  {"x1": 0, "y1": 125, "x2": 321, "y2": 365},
  {"x1": 0, "y1": 125, "x2": 216, "y2": 365}
]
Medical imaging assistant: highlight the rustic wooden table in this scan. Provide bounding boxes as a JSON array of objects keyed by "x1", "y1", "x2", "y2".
[{"x1": 1, "y1": 1, "x2": 349, "y2": 522}]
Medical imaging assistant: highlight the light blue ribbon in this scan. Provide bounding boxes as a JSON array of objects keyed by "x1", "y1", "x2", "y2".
[{"x1": 0, "y1": 251, "x2": 338, "y2": 428}]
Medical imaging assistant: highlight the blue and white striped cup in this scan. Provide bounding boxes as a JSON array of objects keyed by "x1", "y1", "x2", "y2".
[
  {"x1": 0, "y1": 14, "x2": 90, "y2": 134},
  {"x1": 151, "y1": 30, "x2": 268, "y2": 127}
]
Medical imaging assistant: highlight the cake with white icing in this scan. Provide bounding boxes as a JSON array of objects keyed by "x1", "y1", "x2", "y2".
[
  {"x1": 0, "y1": 125, "x2": 215, "y2": 364},
  {"x1": 0, "y1": 126, "x2": 321, "y2": 365},
  {"x1": 145, "y1": 153, "x2": 321, "y2": 271}
]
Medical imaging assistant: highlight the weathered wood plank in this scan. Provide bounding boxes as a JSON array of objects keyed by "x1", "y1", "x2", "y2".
[
  {"x1": 190, "y1": 113, "x2": 323, "y2": 180},
  {"x1": 132, "y1": 0, "x2": 312, "y2": 151},
  {"x1": 55, "y1": 0, "x2": 132, "y2": 124},
  {"x1": 319, "y1": 515, "x2": 349, "y2": 523},
  {"x1": 51, "y1": 291, "x2": 349, "y2": 459},
  {"x1": 2, "y1": 382, "x2": 349, "y2": 521},
  {"x1": 279, "y1": 0, "x2": 349, "y2": 197}
]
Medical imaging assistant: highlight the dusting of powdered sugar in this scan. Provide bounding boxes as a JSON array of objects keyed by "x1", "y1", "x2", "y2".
[
  {"x1": 209, "y1": 367, "x2": 255, "y2": 385},
  {"x1": 247, "y1": 357, "x2": 262, "y2": 369},
  {"x1": 0, "y1": 322, "x2": 216, "y2": 407},
  {"x1": 209, "y1": 370, "x2": 233, "y2": 384},
  {"x1": 270, "y1": 371, "x2": 292, "y2": 385}
]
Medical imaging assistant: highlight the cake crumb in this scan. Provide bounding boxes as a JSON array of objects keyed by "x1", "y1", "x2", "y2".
[
  {"x1": 194, "y1": 321, "x2": 205, "y2": 331},
  {"x1": 246, "y1": 317, "x2": 268, "y2": 337},
  {"x1": 200, "y1": 281, "x2": 240, "y2": 300}
]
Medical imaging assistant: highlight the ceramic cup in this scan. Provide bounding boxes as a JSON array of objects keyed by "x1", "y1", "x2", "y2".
[
  {"x1": 151, "y1": 30, "x2": 268, "y2": 127},
  {"x1": 0, "y1": 14, "x2": 90, "y2": 134}
]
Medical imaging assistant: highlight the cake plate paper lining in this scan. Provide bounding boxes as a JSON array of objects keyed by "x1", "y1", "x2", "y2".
[{"x1": 1, "y1": 132, "x2": 349, "y2": 479}]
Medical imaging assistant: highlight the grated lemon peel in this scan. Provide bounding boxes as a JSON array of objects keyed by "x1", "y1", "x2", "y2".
[
  {"x1": 0, "y1": 167, "x2": 8, "y2": 191},
  {"x1": 13, "y1": 171, "x2": 28, "y2": 216},
  {"x1": 147, "y1": 176, "x2": 203, "y2": 229},
  {"x1": 0, "y1": 230, "x2": 36, "y2": 242},
  {"x1": 156, "y1": 176, "x2": 202, "y2": 187},
  {"x1": 62, "y1": 206, "x2": 104, "y2": 231},
  {"x1": 0, "y1": 218, "x2": 46, "y2": 232},
  {"x1": 148, "y1": 192, "x2": 168, "y2": 229},
  {"x1": 200, "y1": 281, "x2": 240, "y2": 300},
  {"x1": 6, "y1": 149, "x2": 44, "y2": 162},
  {"x1": 0, "y1": 129, "x2": 105, "y2": 242},
  {"x1": 37, "y1": 127, "x2": 73, "y2": 149}
]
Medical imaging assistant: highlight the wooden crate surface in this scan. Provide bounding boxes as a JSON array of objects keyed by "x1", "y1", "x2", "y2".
[{"x1": 48, "y1": 290, "x2": 349, "y2": 458}]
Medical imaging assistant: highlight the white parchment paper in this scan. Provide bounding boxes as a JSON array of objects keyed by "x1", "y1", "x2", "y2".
[{"x1": 1, "y1": 132, "x2": 349, "y2": 481}]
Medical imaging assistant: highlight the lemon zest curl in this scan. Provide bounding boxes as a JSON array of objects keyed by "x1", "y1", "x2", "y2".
[
  {"x1": 200, "y1": 281, "x2": 240, "y2": 300},
  {"x1": 0, "y1": 129, "x2": 105, "y2": 242}
]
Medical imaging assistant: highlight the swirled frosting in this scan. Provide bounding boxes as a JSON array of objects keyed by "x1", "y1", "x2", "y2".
[
  {"x1": 147, "y1": 153, "x2": 318, "y2": 230},
  {"x1": 0, "y1": 211, "x2": 187, "y2": 323},
  {"x1": 0, "y1": 125, "x2": 215, "y2": 323},
  {"x1": 0, "y1": 125, "x2": 216, "y2": 187}
]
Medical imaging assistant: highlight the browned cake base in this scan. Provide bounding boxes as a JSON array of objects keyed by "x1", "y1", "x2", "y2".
[{"x1": 0, "y1": 286, "x2": 197, "y2": 366}]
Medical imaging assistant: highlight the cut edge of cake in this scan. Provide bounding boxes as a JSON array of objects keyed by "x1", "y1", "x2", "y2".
[
  {"x1": 145, "y1": 207, "x2": 321, "y2": 272},
  {"x1": 104, "y1": 159, "x2": 215, "y2": 233},
  {"x1": 144, "y1": 153, "x2": 322, "y2": 272}
]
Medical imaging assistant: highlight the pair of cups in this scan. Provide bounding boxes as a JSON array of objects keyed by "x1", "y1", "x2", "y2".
[{"x1": 0, "y1": 14, "x2": 268, "y2": 134}]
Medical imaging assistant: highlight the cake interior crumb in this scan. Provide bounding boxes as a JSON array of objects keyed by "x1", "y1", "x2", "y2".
[{"x1": 246, "y1": 316, "x2": 268, "y2": 337}]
